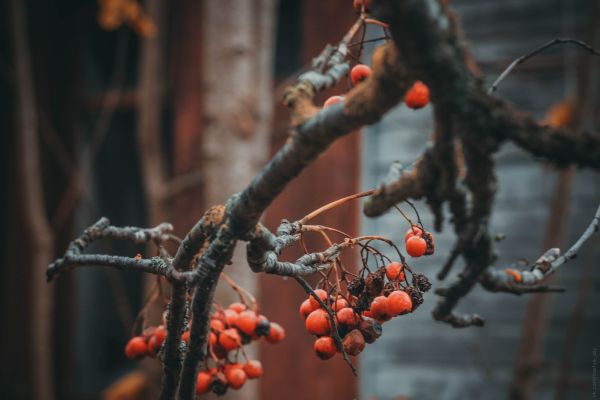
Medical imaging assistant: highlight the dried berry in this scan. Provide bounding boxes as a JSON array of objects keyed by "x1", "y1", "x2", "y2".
[
  {"x1": 342, "y1": 329, "x2": 366, "y2": 356},
  {"x1": 413, "y1": 273, "x2": 432, "y2": 292},
  {"x1": 211, "y1": 372, "x2": 228, "y2": 396},
  {"x1": 365, "y1": 268, "x2": 385, "y2": 298},
  {"x1": 358, "y1": 317, "x2": 382, "y2": 343},
  {"x1": 347, "y1": 277, "x2": 365, "y2": 296}
]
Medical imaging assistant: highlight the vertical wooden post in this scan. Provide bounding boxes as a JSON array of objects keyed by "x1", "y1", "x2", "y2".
[{"x1": 260, "y1": 2, "x2": 360, "y2": 400}]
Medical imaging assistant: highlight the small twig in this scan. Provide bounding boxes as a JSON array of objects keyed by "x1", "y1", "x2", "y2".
[{"x1": 488, "y1": 38, "x2": 600, "y2": 94}]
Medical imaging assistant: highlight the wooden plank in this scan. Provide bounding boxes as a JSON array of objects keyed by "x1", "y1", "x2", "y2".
[{"x1": 260, "y1": 2, "x2": 360, "y2": 399}]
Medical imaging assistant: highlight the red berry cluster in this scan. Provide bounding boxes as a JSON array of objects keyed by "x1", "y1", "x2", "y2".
[
  {"x1": 404, "y1": 225, "x2": 435, "y2": 257},
  {"x1": 300, "y1": 260, "x2": 430, "y2": 361},
  {"x1": 404, "y1": 80, "x2": 430, "y2": 109},
  {"x1": 193, "y1": 302, "x2": 285, "y2": 396},
  {"x1": 124, "y1": 325, "x2": 167, "y2": 360}
]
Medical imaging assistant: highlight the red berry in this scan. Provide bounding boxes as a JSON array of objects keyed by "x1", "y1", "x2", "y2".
[
  {"x1": 223, "y1": 309, "x2": 239, "y2": 327},
  {"x1": 243, "y1": 360, "x2": 263, "y2": 379},
  {"x1": 208, "y1": 332, "x2": 218, "y2": 347},
  {"x1": 196, "y1": 371, "x2": 212, "y2": 395},
  {"x1": 370, "y1": 296, "x2": 391, "y2": 321},
  {"x1": 219, "y1": 328, "x2": 241, "y2": 351},
  {"x1": 236, "y1": 310, "x2": 259, "y2": 335},
  {"x1": 266, "y1": 322, "x2": 285, "y2": 343},
  {"x1": 332, "y1": 297, "x2": 349, "y2": 311},
  {"x1": 306, "y1": 309, "x2": 331, "y2": 336},
  {"x1": 299, "y1": 299, "x2": 315, "y2": 319},
  {"x1": 404, "y1": 81, "x2": 430, "y2": 109},
  {"x1": 228, "y1": 302, "x2": 247, "y2": 313},
  {"x1": 125, "y1": 336, "x2": 148, "y2": 360},
  {"x1": 181, "y1": 331, "x2": 190, "y2": 344},
  {"x1": 350, "y1": 64, "x2": 372, "y2": 85},
  {"x1": 385, "y1": 261, "x2": 405, "y2": 281},
  {"x1": 323, "y1": 96, "x2": 344, "y2": 108},
  {"x1": 225, "y1": 366, "x2": 247, "y2": 390},
  {"x1": 336, "y1": 307, "x2": 358, "y2": 327},
  {"x1": 308, "y1": 289, "x2": 329, "y2": 309},
  {"x1": 314, "y1": 336, "x2": 337, "y2": 360},
  {"x1": 404, "y1": 226, "x2": 423, "y2": 242},
  {"x1": 387, "y1": 290, "x2": 413, "y2": 316},
  {"x1": 210, "y1": 318, "x2": 225, "y2": 332},
  {"x1": 406, "y1": 236, "x2": 427, "y2": 257},
  {"x1": 353, "y1": 0, "x2": 372, "y2": 12}
]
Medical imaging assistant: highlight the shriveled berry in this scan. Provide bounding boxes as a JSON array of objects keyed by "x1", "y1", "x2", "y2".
[
  {"x1": 125, "y1": 336, "x2": 148, "y2": 359},
  {"x1": 196, "y1": 371, "x2": 212, "y2": 395},
  {"x1": 243, "y1": 360, "x2": 263, "y2": 379},
  {"x1": 323, "y1": 96, "x2": 344, "y2": 108},
  {"x1": 266, "y1": 322, "x2": 285, "y2": 343},
  {"x1": 406, "y1": 236, "x2": 427, "y2": 257},
  {"x1": 424, "y1": 231, "x2": 435, "y2": 255},
  {"x1": 385, "y1": 261, "x2": 405, "y2": 281},
  {"x1": 309, "y1": 289, "x2": 329, "y2": 309},
  {"x1": 255, "y1": 315, "x2": 271, "y2": 337},
  {"x1": 336, "y1": 307, "x2": 358, "y2": 327},
  {"x1": 211, "y1": 372, "x2": 228, "y2": 395},
  {"x1": 305, "y1": 309, "x2": 331, "y2": 336},
  {"x1": 225, "y1": 366, "x2": 247, "y2": 390},
  {"x1": 236, "y1": 310, "x2": 259, "y2": 335},
  {"x1": 350, "y1": 64, "x2": 372, "y2": 85},
  {"x1": 219, "y1": 328, "x2": 241, "y2": 351},
  {"x1": 404, "y1": 81, "x2": 430, "y2": 109},
  {"x1": 228, "y1": 302, "x2": 247, "y2": 313},
  {"x1": 314, "y1": 336, "x2": 337, "y2": 360},
  {"x1": 299, "y1": 299, "x2": 315, "y2": 319},
  {"x1": 342, "y1": 329, "x2": 366, "y2": 356},
  {"x1": 388, "y1": 290, "x2": 413, "y2": 316},
  {"x1": 370, "y1": 296, "x2": 391, "y2": 321},
  {"x1": 358, "y1": 317, "x2": 382, "y2": 343}
]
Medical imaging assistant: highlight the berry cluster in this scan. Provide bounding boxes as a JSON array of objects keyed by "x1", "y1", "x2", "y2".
[
  {"x1": 193, "y1": 302, "x2": 285, "y2": 396},
  {"x1": 404, "y1": 225, "x2": 435, "y2": 257},
  {"x1": 323, "y1": 64, "x2": 373, "y2": 108},
  {"x1": 124, "y1": 325, "x2": 167, "y2": 360},
  {"x1": 300, "y1": 259, "x2": 431, "y2": 361}
]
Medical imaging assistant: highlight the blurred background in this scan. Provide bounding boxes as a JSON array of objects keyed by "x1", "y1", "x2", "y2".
[{"x1": 0, "y1": 0, "x2": 598, "y2": 400}]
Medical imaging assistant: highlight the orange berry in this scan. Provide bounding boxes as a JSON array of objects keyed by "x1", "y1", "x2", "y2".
[
  {"x1": 387, "y1": 290, "x2": 413, "y2": 316},
  {"x1": 404, "y1": 81, "x2": 430, "y2": 109},
  {"x1": 404, "y1": 226, "x2": 423, "y2": 242},
  {"x1": 362, "y1": 309, "x2": 373, "y2": 319},
  {"x1": 309, "y1": 289, "x2": 329, "y2": 309},
  {"x1": 266, "y1": 322, "x2": 285, "y2": 343},
  {"x1": 299, "y1": 299, "x2": 315, "y2": 319},
  {"x1": 181, "y1": 331, "x2": 190, "y2": 344},
  {"x1": 323, "y1": 96, "x2": 344, "y2": 108},
  {"x1": 125, "y1": 336, "x2": 148, "y2": 359},
  {"x1": 385, "y1": 262, "x2": 405, "y2": 281},
  {"x1": 225, "y1": 366, "x2": 247, "y2": 390},
  {"x1": 314, "y1": 336, "x2": 337, "y2": 360},
  {"x1": 210, "y1": 318, "x2": 225, "y2": 332},
  {"x1": 195, "y1": 371, "x2": 212, "y2": 395},
  {"x1": 223, "y1": 309, "x2": 239, "y2": 327},
  {"x1": 219, "y1": 328, "x2": 241, "y2": 351},
  {"x1": 350, "y1": 64, "x2": 372, "y2": 85},
  {"x1": 406, "y1": 236, "x2": 427, "y2": 257},
  {"x1": 243, "y1": 360, "x2": 263, "y2": 379},
  {"x1": 305, "y1": 309, "x2": 331, "y2": 336},
  {"x1": 370, "y1": 296, "x2": 391, "y2": 321},
  {"x1": 332, "y1": 297, "x2": 349, "y2": 311},
  {"x1": 236, "y1": 310, "x2": 259, "y2": 335},
  {"x1": 228, "y1": 302, "x2": 247, "y2": 313},
  {"x1": 208, "y1": 332, "x2": 218, "y2": 347},
  {"x1": 336, "y1": 307, "x2": 358, "y2": 327}
]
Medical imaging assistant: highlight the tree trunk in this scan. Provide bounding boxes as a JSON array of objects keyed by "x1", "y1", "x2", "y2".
[
  {"x1": 201, "y1": 1, "x2": 276, "y2": 399},
  {"x1": 9, "y1": 0, "x2": 55, "y2": 398}
]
